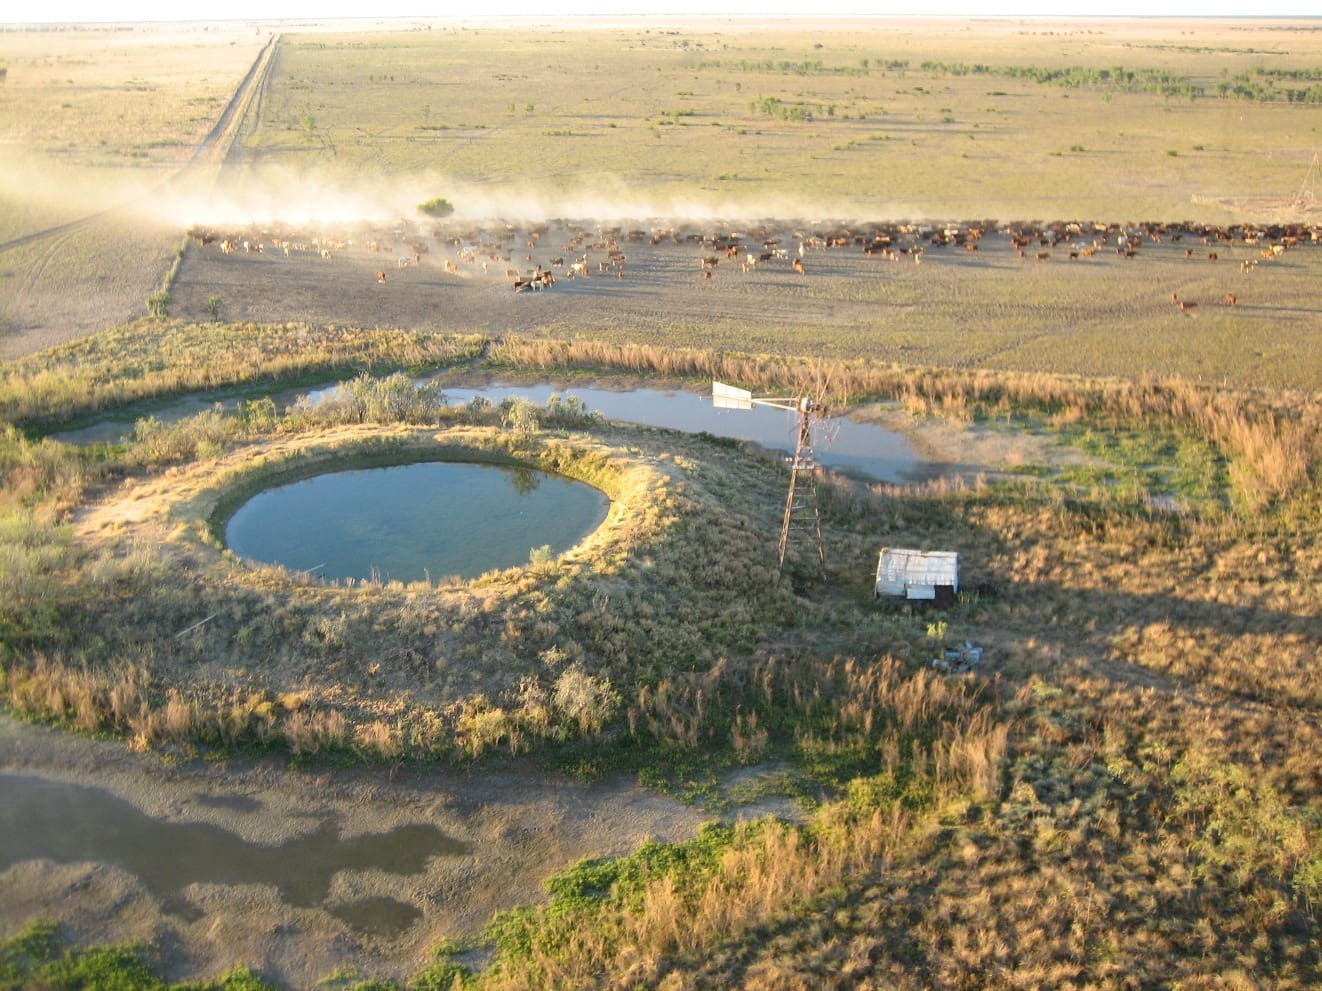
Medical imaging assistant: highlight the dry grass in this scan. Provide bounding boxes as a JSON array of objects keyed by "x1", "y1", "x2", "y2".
[
  {"x1": 0, "y1": 347, "x2": 1316, "y2": 987},
  {"x1": 0, "y1": 16, "x2": 1318, "y2": 989},
  {"x1": 0, "y1": 322, "x2": 486, "y2": 426},
  {"x1": 0, "y1": 25, "x2": 261, "y2": 181},
  {"x1": 238, "y1": 21, "x2": 1322, "y2": 220}
]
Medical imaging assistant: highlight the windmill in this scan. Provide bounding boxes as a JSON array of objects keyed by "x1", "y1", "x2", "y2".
[
  {"x1": 1293, "y1": 151, "x2": 1319, "y2": 211},
  {"x1": 712, "y1": 380, "x2": 831, "y2": 570}
]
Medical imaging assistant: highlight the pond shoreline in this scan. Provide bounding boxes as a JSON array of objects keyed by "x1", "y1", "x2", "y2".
[{"x1": 52, "y1": 369, "x2": 1086, "y2": 488}]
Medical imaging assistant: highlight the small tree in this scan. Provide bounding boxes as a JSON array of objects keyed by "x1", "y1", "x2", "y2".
[
  {"x1": 500, "y1": 397, "x2": 539, "y2": 438},
  {"x1": 417, "y1": 197, "x2": 455, "y2": 218},
  {"x1": 465, "y1": 395, "x2": 492, "y2": 423},
  {"x1": 146, "y1": 290, "x2": 171, "y2": 318},
  {"x1": 206, "y1": 295, "x2": 221, "y2": 321}
]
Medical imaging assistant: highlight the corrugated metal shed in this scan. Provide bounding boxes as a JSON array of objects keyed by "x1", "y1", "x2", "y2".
[{"x1": 875, "y1": 548, "x2": 959, "y2": 603}]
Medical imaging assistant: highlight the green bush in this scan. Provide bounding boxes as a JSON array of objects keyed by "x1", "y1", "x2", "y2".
[
  {"x1": 417, "y1": 197, "x2": 454, "y2": 218},
  {"x1": 146, "y1": 290, "x2": 171, "y2": 318}
]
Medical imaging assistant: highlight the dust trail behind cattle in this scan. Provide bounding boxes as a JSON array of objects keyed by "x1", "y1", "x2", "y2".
[{"x1": 152, "y1": 158, "x2": 942, "y2": 233}]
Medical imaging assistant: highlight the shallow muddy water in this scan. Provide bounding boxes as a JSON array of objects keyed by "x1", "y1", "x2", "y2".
[
  {"x1": 0, "y1": 715, "x2": 713, "y2": 986},
  {"x1": 0, "y1": 773, "x2": 464, "y2": 934}
]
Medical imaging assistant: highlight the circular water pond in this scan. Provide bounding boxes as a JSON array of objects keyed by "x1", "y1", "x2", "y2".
[{"x1": 225, "y1": 461, "x2": 609, "y2": 583}]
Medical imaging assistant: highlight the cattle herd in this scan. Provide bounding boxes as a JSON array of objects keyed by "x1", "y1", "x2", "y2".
[{"x1": 186, "y1": 216, "x2": 1321, "y2": 304}]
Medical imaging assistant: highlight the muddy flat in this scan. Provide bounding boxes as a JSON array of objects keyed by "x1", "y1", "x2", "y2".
[{"x1": 0, "y1": 714, "x2": 712, "y2": 987}]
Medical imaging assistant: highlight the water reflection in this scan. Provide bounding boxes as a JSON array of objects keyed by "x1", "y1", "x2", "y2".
[
  {"x1": 0, "y1": 773, "x2": 464, "y2": 933},
  {"x1": 225, "y1": 461, "x2": 609, "y2": 583},
  {"x1": 416, "y1": 381, "x2": 935, "y2": 484},
  {"x1": 52, "y1": 381, "x2": 940, "y2": 485},
  {"x1": 508, "y1": 465, "x2": 542, "y2": 497}
]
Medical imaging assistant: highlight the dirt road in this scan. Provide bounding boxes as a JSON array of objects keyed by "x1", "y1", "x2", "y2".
[{"x1": 0, "y1": 37, "x2": 279, "y2": 360}]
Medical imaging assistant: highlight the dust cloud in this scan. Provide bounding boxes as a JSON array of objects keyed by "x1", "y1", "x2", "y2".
[
  {"x1": 0, "y1": 151, "x2": 160, "y2": 225},
  {"x1": 147, "y1": 164, "x2": 933, "y2": 232}
]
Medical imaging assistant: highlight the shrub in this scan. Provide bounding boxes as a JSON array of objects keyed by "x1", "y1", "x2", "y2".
[
  {"x1": 146, "y1": 291, "x2": 171, "y2": 318},
  {"x1": 417, "y1": 197, "x2": 455, "y2": 218},
  {"x1": 552, "y1": 663, "x2": 619, "y2": 736},
  {"x1": 500, "y1": 397, "x2": 539, "y2": 438}
]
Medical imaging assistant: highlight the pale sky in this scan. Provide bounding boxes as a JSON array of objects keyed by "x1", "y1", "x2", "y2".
[{"x1": 4, "y1": 1, "x2": 1319, "y2": 25}]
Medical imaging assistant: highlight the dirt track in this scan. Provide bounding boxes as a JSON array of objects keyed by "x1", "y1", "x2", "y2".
[{"x1": 0, "y1": 36, "x2": 278, "y2": 360}]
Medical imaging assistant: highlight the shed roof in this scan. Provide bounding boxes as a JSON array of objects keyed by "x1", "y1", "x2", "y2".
[{"x1": 875, "y1": 548, "x2": 959, "y2": 590}]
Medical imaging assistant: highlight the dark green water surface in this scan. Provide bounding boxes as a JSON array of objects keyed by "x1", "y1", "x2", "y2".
[{"x1": 225, "y1": 461, "x2": 609, "y2": 583}]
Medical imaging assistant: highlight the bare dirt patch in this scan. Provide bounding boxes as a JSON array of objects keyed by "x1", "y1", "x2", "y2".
[
  {"x1": 0, "y1": 211, "x2": 181, "y2": 360},
  {"x1": 167, "y1": 217, "x2": 1322, "y2": 391}
]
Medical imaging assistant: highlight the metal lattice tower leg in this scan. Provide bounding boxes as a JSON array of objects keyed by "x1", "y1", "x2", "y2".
[{"x1": 778, "y1": 416, "x2": 825, "y2": 571}]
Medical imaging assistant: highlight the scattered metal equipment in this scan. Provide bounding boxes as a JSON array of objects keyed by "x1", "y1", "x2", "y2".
[
  {"x1": 933, "y1": 641, "x2": 983, "y2": 674},
  {"x1": 874, "y1": 548, "x2": 959, "y2": 605}
]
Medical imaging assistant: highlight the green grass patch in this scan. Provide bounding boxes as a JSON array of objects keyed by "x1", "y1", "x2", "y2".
[{"x1": 0, "y1": 920, "x2": 278, "y2": 991}]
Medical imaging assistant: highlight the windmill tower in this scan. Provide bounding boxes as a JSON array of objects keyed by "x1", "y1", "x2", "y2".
[
  {"x1": 1293, "y1": 151, "x2": 1319, "y2": 211},
  {"x1": 713, "y1": 380, "x2": 828, "y2": 570}
]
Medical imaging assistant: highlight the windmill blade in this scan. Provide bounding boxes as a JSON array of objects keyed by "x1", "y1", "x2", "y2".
[
  {"x1": 712, "y1": 380, "x2": 754, "y2": 410},
  {"x1": 714, "y1": 380, "x2": 807, "y2": 413}
]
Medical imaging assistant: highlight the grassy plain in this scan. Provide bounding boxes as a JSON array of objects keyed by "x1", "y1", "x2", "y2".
[
  {"x1": 4, "y1": 18, "x2": 1322, "y2": 366},
  {"x1": 240, "y1": 19, "x2": 1322, "y2": 220},
  {"x1": 0, "y1": 15, "x2": 1319, "y2": 991},
  {"x1": 0, "y1": 24, "x2": 265, "y2": 235},
  {"x1": 0, "y1": 22, "x2": 267, "y2": 354}
]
